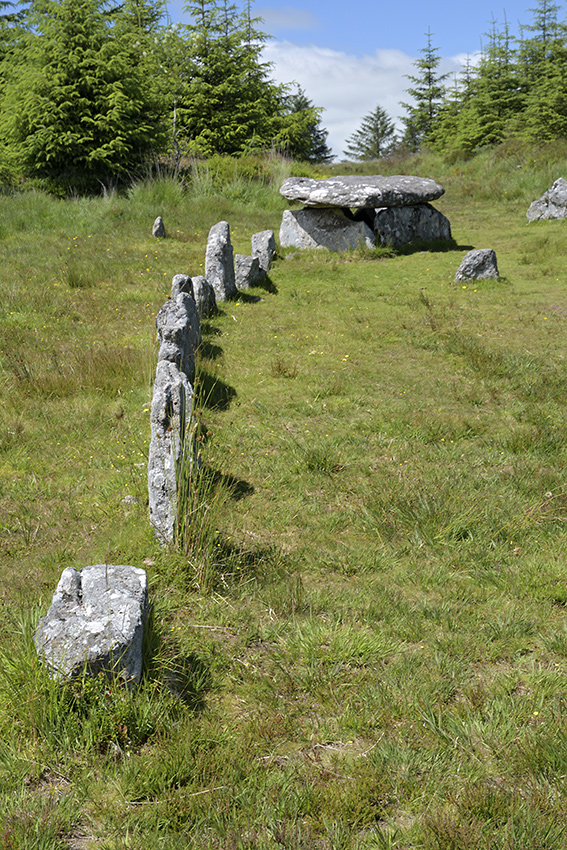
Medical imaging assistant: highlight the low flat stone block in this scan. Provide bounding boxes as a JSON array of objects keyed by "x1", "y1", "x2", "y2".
[
  {"x1": 279, "y1": 208, "x2": 375, "y2": 252},
  {"x1": 280, "y1": 175, "x2": 445, "y2": 208},
  {"x1": 454, "y1": 249, "x2": 499, "y2": 282},
  {"x1": 35, "y1": 565, "x2": 148, "y2": 684}
]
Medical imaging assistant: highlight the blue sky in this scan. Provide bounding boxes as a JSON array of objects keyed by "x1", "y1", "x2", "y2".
[{"x1": 165, "y1": 0, "x2": 539, "y2": 158}]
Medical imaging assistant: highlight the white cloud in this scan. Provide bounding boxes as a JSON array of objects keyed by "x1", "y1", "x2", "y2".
[
  {"x1": 263, "y1": 41, "x2": 467, "y2": 160},
  {"x1": 256, "y1": 5, "x2": 320, "y2": 31}
]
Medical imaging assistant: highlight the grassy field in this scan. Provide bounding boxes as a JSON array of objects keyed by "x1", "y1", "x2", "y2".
[{"x1": 3, "y1": 146, "x2": 567, "y2": 848}]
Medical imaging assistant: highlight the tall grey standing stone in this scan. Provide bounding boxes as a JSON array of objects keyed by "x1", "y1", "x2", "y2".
[
  {"x1": 156, "y1": 292, "x2": 200, "y2": 384},
  {"x1": 527, "y1": 178, "x2": 567, "y2": 221},
  {"x1": 205, "y1": 221, "x2": 236, "y2": 302},
  {"x1": 251, "y1": 229, "x2": 276, "y2": 271},
  {"x1": 454, "y1": 249, "x2": 499, "y2": 282},
  {"x1": 374, "y1": 203, "x2": 452, "y2": 247},
  {"x1": 234, "y1": 254, "x2": 266, "y2": 290},
  {"x1": 279, "y1": 208, "x2": 375, "y2": 252},
  {"x1": 34, "y1": 564, "x2": 148, "y2": 684},
  {"x1": 148, "y1": 359, "x2": 193, "y2": 545},
  {"x1": 152, "y1": 216, "x2": 166, "y2": 238},
  {"x1": 191, "y1": 275, "x2": 217, "y2": 317}
]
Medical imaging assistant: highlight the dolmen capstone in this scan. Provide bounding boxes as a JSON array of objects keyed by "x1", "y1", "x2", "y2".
[
  {"x1": 34, "y1": 564, "x2": 148, "y2": 685},
  {"x1": 279, "y1": 175, "x2": 450, "y2": 251},
  {"x1": 454, "y1": 249, "x2": 499, "y2": 282},
  {"x1": 527, "y1": 178, "x2": 567, "y2": 221},
  {"x1": 148, "y1": 276, "x2": 201, "y2": 545}
]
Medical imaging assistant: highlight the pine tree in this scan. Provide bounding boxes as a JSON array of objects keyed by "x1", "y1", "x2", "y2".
[
  {"x1": 177, "y1": 0, "x2": 281, "y2": 156},
  {"x1": 343, "y1": 105, "x2": 396, "y2": 161},
  {"x1": 401, "y1": 30, "x2": 448, "y2": 150},
  {"x1": 275, "y1": 85, "x2": 332, "y2": 163},
  {"x1": 0, "y1": 0, "x2": 167, "y2": 191}
]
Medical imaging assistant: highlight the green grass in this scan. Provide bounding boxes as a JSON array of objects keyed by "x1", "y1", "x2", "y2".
[{"x1": 3, "y1": 147, "x2": 567, "y2": 847}]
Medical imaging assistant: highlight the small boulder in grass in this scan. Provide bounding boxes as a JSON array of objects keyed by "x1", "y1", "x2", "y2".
[
  {"x1": 453, "y1": 249, "x2": 499, "y2": 283},
  {"x1": 152, "y1": 216, "x2": 166, "y2": 238},
  {"x1": 34, "y1": 565, "x2": 148, "y2": 685}
]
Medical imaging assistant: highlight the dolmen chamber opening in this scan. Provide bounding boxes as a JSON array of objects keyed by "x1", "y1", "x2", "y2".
[{"x1": 279, "y1": 174, "x2": 451, "y2": 252}]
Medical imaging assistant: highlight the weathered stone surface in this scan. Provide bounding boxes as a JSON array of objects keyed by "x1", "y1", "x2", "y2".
[
  {"x1": 205, "y1": 221, "x2": 236, "y2": 301},
  {"x1": 152, "y1": 216, "x2": 166, "y2": 238},
  {"x1": 527, "y1": 178, "x2": 567, "y2": 221},
  {"x1": 454, "y1": 249, "x2": 499, "y2": 282},
  {"x1": 280, "y1": 175, "x2": 445, "y2": 208},
  {"x1": 191, "y1": 275, "x2": 217, "y2": 317},
  {"x1": 34, "y1": 564, "x2": 148, "y2": 684},
  {"x1": 148, "y1": 359, "x2": 193, "y2": 544},
  {"x1": 156, "y1": 293, "x2": 200, "y2": 384},
  {"x1": 170, "y1": 274, "x2": 193, "y2": 300},
  {"x1": 374, "y1": 203, "x2": 452, "y2": 247},
  {"x1": 234, "y1": 254, "x2": 266, "y2": 290},
  {"x1": 251, "y1": 229, "x2": 276, "y2": 271},
  {"x1": 279, "y1": 208, "x2": 375, "y2": 252}
]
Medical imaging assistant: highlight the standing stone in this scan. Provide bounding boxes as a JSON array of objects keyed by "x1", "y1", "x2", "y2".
[
  {"x1": 148, "y1": 359, "x2": 193, "y2": 545},
  {"x1": 205, "y1": 221, "x2": 236, "y2": 301},
  {"x1": 454, "y1": 249, "x2": 499, "y2": 282},
  {"x1": 156, "y1": 293, "x2": 200, "y2": 384},
  {"x1": 152, "y1": 216, "x2": 166, "y2": 238},
  {"x1": 251, "y1": 229, "x2": 276, "y2": 271},
  {"x1": 374, "y1": 204, "x2": 452, "y2": 247},
  {"x1": 279, "y1": 208, "x2": 375, "y2": 252},
  {"x1": 34, "y1": 564, "x2": 148, "y2": 684},
  {"x1": 234, "y1": 254, "x2": 266, "y2": 290},
  {"x1": 171, "y1": 274, "x2": 193, "y2": 300},
  {"x1": 192, "y1": 275, "x2": 217, "y2": 318},
  {"x1": 527, "y1": 178, "x2": 567, "y2": 221}
]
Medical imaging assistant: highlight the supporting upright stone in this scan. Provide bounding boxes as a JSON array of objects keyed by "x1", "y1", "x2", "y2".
[
  {"x1": 34, "y1": 564, "x2": 148, "y2": 685},
  {"x1": 279, "y1": 208, "x2": 375, "y2": 252},
  {"x1": 374, "y1": 204, "x2": 452, "y2": 247},
  {"x1": 205, "y1": 221, "x2": 236, "y2": 302}
]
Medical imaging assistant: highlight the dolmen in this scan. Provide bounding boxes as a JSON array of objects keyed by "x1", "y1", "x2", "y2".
[{"x1": 279, "y1": 175, "x2": 451, "y2": 251}]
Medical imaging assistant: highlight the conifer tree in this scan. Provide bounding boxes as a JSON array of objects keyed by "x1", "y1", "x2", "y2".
[
  {"x1": 343, "y1": 105, "x2": 396, "y2": 161},
  {"x1": 401, "y1": 30, "x2": 448, "y2": 150},
  {"x1": 276, "y1": 85, "x2": 332, "y2": 163},
  {"x1": 0, "y1": 0, "x2": 166, "y2": 191}
]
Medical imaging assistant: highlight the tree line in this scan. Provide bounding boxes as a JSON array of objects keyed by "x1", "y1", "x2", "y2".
[
  {"x1": 0, "y1": 0, "x2": 332, "y2": 192},
  {"x1": 346, "y1": 0, "x2": 567, "y2": 160}
]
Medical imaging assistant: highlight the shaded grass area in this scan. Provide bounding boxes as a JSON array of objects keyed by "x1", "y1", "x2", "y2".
[{"x1": 3, "y1": 156, "x2": 567, "y2": 847}]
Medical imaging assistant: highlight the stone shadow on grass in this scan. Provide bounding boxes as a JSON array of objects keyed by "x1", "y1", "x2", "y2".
[{"x1": 195, "y1": 370, "x2": 236, "y2": 410}]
